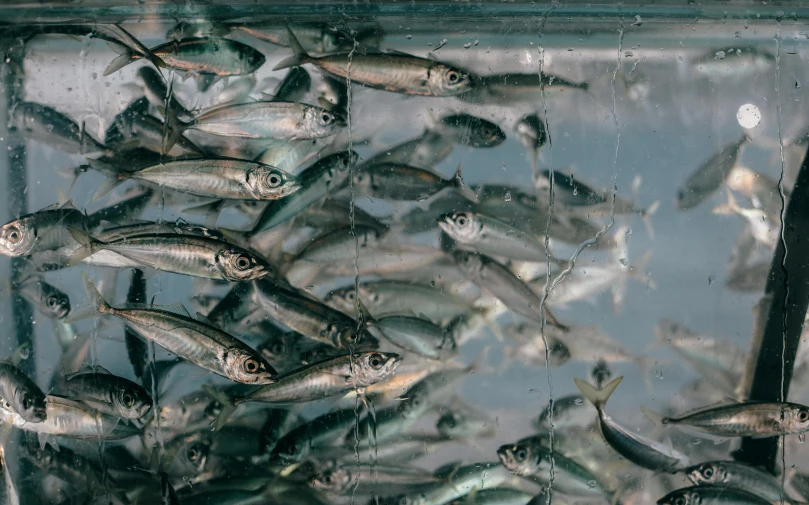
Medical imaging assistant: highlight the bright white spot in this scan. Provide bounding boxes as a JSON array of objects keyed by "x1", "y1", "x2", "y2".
[
  {"x1": 715, "y1": 50, "x2": 726, "y2": 59},
  {"x1": 736, "y1": 103, "x2": 761, "y2": 129}
]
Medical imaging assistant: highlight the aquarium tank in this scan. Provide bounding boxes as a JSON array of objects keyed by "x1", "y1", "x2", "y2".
[{"x1": 0, "y1": 1, "x2": 808, "y2": 504}]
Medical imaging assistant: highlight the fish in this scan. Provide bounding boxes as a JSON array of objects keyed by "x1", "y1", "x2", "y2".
[
  {"x1": 435, "y1": 114, "x2": 506, "y2": 148},
  {"x1": 57, "y1": 366, "x2": 153, "y2": 420},
  {"x1": 273, "y1": 67, "x2": 312, "y2": 103},
  {"x1": 691, "y1": 47, "x2": 775, "y2": 79},
  {"x1": 436, "y1": 403, "x2": 495, "y2": 438},
  {"x1": 311, "y1": 464, "x2": 442, "y2": 496},
  {"x1": 462, "y1": 72, "x2": 588, "y2": 104},
  {"x1": 676, "y1": 136, "x2": 747, "y2": 210},
  {"x1": 105, "y1": 37, "x2": 266, "y2": 76},
  {"x1": 135, "y1": 67, "x2": 192, "y2": 120},
  {"x1": 165, "y1": 100, "x2": 344, "y2": 150},
  {"x1": 641, "y1": 399, "x2": 809, "y2": 439},
  {"x1": 0, "y1": 201, "x2": 88, "y2": 258},
  {"x1": 66, "y1": 226, "x2": 274, "y2": 281},
  {"x1": 353, "y1": 163, "x2": 478, "y2": 202},
  {"x1": 575, "y1": 376, "x2": 691, "y2": 473},
  {"x1": 274, "y1": 29, "x2": 473, "y2": 97},
  {"x1": 726, "y1": 164, "x2": 785, "y2": 216},
  {"x1": 453, "y1": 250, "x2": 564, "y2": 328},
  {"x1": 685, "y1": 461, "x2": 796, "y2": 503},
  {"x1": 497, "y1": 436, "x2": 610, "y2": 497},
  {"x1": 251, "y1": 151, "x2": 357, "y2": 231},
  {"x1": 66, "y1": 273, "x2": 277, "y2": 384},
  {"x1": 658, "y1": 486, "x2": 772, "y2": 505},
  {"x1": 533, "y1": 393, "x2": 592, "y2": 430},
  {"x1": 231, "y1": 22, "x2": 354, "y2": 54},
  {"x1": 439, "y1": 211, "x2": 549, "y2": 262},
  {"x1": 92, "y1": 157, "x2": 301, "y2": 201},
  {"x1": 104, "y1": 98, "x2": 201, "y2": 157},
  {"x1": 502, "y1": 322, "x2": 571, "y2": 367},
  {"x1": 15, "y1": 276, "x2": 70, "y2": 319},
  {"x1": 515, "y1": 114, "x2": 548, "y2": 174},
  {"x1": 9, "y1": 102, "x2": 109, "y2": 156},
  {"x1": 389, "y1": 462, "x2": 512, "y2": 505},
  {"x1": 713, "y1": 190, "x2": 780, "y2": 248},
  {"x1": 366, "y1": 314, "x2": 456, "y2": 360},
  {"x1": 360, "y1": 129, "x2": 455, "y2": 171},
  {"x1": 270, "y1": 407, "x2": 358, "y2": 463},
  {"x1": 447, "y1": 489, "x2": 535, "y2": 505},
  {"x1": 0, "y1": 362, "x2": 47, "y2": 423}
]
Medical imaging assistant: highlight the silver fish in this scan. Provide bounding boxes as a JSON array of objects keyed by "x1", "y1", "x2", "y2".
[
  {"x1": 686, "y1": 461, "x2": 794, "y2": 504},
  {"x1": 135, "y1": 67, "x2": 192, "y2": 120},
  {"x1": 462, "y1": 72, "x2": 588, "y2": 105},
  {"x1": 105, "y1": 37, "x2": 265, "y2": 76},
  {"x1": 0, "y1": 201, "x2": 88, "y2": 257},
  {"x1": 104, "y1": 97, "x2": 200, "y2": 157},
  {"x1": 232, "y1": 22, "x2": 353, "y2": 54},
  {"x1": 353, "y1": 163, "x2": 477, "y2": 202},
  {"x1": 676, "y1": 136, "x2": 747, "y2": 210},
  {"x1": 0, "y1": 362, "x2": 47, "y2": 422},
  {"x1": 436, "y1": 114, "x2": 506, "y2": 148},
  {"x1": 502, "y1": 322, "x2": 571, "y2": 367},
  {"x1": 66, "y1": 273, "x2": 277, "y2": 385},
  {"x1": 691, "y1": 47, "x2": 775, "y2": 79},
  {"x1": 575, "y1": 376, "x2": 690, "y2": 473},
  {"x1": 10, "y1": 102, "x2": 108, "y2": 156},
  {"x1": 270, "y1": 407, "x2": 357, "y2": 463},
  {"x1": 447, "y1": 489, "x2": 534, "y2": 505},
  {"x1": 60, "y1": 367, "x2": 152, "y2": 420},
  {"x1": 439, "y1": 211, "x2": 549, "y2": 262},
  {"x1": 67, "y1": 227, "x2": 273, "y2": 282},
  {"x1": 275, "y1": 29, "x2": 473, "y2": 97},
  {"x1": 658, "y1": 486, "x2": 772, "y2": 505},
  {"x1": 395, "y1": 462, "x2": 511, "y2": 505},
  {"x1": 713, "y1": 190, "x2": 779, "y2": 247},
  {"x1": 16, "y1": 276, "x2": 70, "y2": 319},
  {"x1": 273, "y1": 67, "x2": 312, "y2": 103},
  {"x1": 367, "y1": 315, "x2": 456, "y2": 360},
  {"x1": 312, "y1": 464, "x2": 442, "y2": 496}
]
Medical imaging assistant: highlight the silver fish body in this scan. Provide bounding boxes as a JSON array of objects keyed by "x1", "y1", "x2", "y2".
[
  {"x1": 439, "y1": 211, "x2": 548, "y2": 262},
  {"x1": 368, "y1": 315, "x2": 456, "y2": 360},
  {"x1": 66, "y1": 273, "x2": 276, "y2": 385},
  {"x1": 0, "y1": 203, "x2": 88, "y2": 257},
  {"x1": 649, "y1": 401, "x2": 809, "y2": 438},
  {"x1": 436, "y1": 114, "x2": 506, "y2": 148},
  {"x1": 658, "y1": 486, "x2": 772, "y2": 505},
  {"x1": 241, "y1": 352, "x2": 400, "y2": 404},
  {"x1": 270, "y1": 407, "x2": 357, "y2": 463},
  {"x1": 122, "y1": 37, "x2": 265, "y2": 76},
  {"x1": 0, "y1": 362, "x2": 47, "y2": 423},
  {"x1": 676, "y1": 136, "x2": 747, "y2": 210},
  {"x1": 311, "y1": 464, "x2": 441, "y2": 496},
  {"x1": 61, "y1": 370, "x2": 152, "y2": 420},
  {"x1": 686, "y1": 461, "x2": 791, "y2": 503},
  {"x1": 353, "y1": 163, "x2": 474, "y2": 202},
  {"x1": 17, "y1": 276, "x2": 70, "y2": 319},
  {"x1": 10, "y1": 102, "x2": 108, "y2": 156},
  {"x1": 233, "y1": 22, "x2": 353, "y2": 54}
]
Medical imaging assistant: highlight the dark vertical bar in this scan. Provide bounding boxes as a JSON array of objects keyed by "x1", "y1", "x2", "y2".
[
  {"x1": 125, "y1": 269, "x2": 148, "y2": 381},
  {"x1": 735, "y1": 142, "x2": 809, "y2": 472}
]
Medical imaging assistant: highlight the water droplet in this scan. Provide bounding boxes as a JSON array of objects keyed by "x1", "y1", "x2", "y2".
[
  {"x1": 800, "y1": 433, "x2": 806, "y2": 443},
  {"x1": 406, "y1": 34, "x2": 412, "y2": 40},
  {"x1": 736, "y1": 103, "x2": 761, "y2": 129},
  {"x1": 504, "y1": 191, "x2": 512, "y2": 202},
  {"x1": 463, "y1": 42, "x2": 472, "y2": 49},
  {"x1": 573, "y1": 398, "x2": 584, "y2": 405},
  {"x1": 633, "y1": 15, "x2": 642, "y2": 26},
  {"x1": 587, "y1": 480, "x2": 597, "y2": 489},
  {"x1": 715, "y1": 50, "x2": 726, "y2": 59},
  {"x1": 708, "y1": 276, "x2": 714, "y2": 286},
  {"x1": 430, "y1": 280, "x2": 436, "y2": 287},
  {"x1": 619, "y1": 257, "x2": 628, "y2": 266},
  {"x1": 691, "y1": 438, "x2": 702, "y2": 445}
]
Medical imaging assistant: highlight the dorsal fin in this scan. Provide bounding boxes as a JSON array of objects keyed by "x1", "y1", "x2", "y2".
[{"x1": 195, "y1": 312, "x2": 219, "y2": 328}]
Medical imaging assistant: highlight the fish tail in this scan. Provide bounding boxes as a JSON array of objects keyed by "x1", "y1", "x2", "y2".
[
  {"x1": 450, "y1": 163, "x2": 478, "y2": 203},
  {"x1": 573, "y1": 376, "x2": 623, "y2": 410},
  {"x1": 103, "y1": 50, "x2": 140, "y2": 77},
  {"x1": 87, "y1": 159, "x2": 132, "y2": 201},
  {"x1": 201, "y1": 385, "x2": 239, "y2": 431},
  {"x1": 631, "y1": 249, "x2": 656, "y2": 289},
  {"x1": 641, "y1": 200, "x2": 660, "y2": 240},
  {"x1": 640, "y1": 406, "x2": 669, "y2": 438},
  {"x1": 712, "y1": 189, "x2": 740, "y2": 216},
  {"x1": 66, "y1": 227, "x2": 105, "y2": 266},
  {"x1": 65, "y1": 273, "x2": 114, "y2": 323},
  {"x1": 273, "y1": 27, "x2": 313, "y2": 71}
]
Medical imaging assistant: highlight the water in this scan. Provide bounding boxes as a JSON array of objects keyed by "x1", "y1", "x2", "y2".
[{"x1": 0, "y1": 3, "x2": 808, "y2": 504}]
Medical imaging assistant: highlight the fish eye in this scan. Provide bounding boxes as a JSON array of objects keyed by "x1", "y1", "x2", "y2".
[
  {"x1": 368, "y1": 353, "x2": 383, "y2": 369},
  {"x1": 447, "y1": 71, "x2": 459, "y2": 83},
  {"x1": 243, "y1": 358, "x2": 259, "y2": 374},
  {"x1": 265, "y1": 171, "x2": 284, "y2": 188},
  {"x1": 701, "y1": 466, "x2": 714, "y2": 478},
  {"x1": 234, "y1": 255, "x2": 252, "y2": 270},
  {"x1": 47, "y1": 296, "x2": 59, "y2": 308},
  {"x1": 346, "y1": 291, "x2": 355, "y2": 300},
  {"x1": 454, "y1": 214, "x2": 469, "y2": 227},
  {"x1": 271, "y1": 341, "x2": 285, "y2": 355},
  {"x1": 321, "y1": 113, "x2": 333, "y2": 124},
  {"x1": 674, "y1": 497, "x2": 687, "y2": 505},
  {"x1": 187, "y1": 446, "x2": 200, "y2": 461},
  {"x1": 122, "y1": 393, "x2": 135, "y2": 408},
  {"x1": 799, "y1": 410, "x2": 809, "y2": 423},
  {"x1": 515, "y1": 447, "x2": 528, "y2": 461},
  {"x1": 22, "y1": 396, "x2": 32, "y2": 409},
  {"x1": 6, "y1": 226, "x2": 21, "y2": 243}
]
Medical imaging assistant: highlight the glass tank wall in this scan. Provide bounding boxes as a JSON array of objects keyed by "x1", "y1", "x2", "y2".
[{"x1": 0, "y1": 2, "x2": 807, "y2": 504}]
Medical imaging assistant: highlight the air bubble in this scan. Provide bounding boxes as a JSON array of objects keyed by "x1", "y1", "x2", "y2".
[{"x1": 736, "y1": 103, "x2": 761, "y2": 129}]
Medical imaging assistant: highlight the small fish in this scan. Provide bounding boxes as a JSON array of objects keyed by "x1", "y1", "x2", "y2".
[
  {"x1": 232, "y1": 22, "x2": 354, "y2": 54},
  {"x1": 0, "y1": 362, "x2": 47, "y2": 423},
  {"x1": 641, "y1": 399, "x2": 809, "y2": 439},
  {"x1": 454, "y1": 251, "x2": 563, "y2": 328},
  {"x1": 437, "y1": 403, "x2": 495, "y2": 438},
  {"x1": 165, "y1": 100, "x2": 343, "y2": 150},
  {"x1": 0, "y1": 201, "x2": 88, "y2": 258},
  {"x1": 16, "y1": 276, "x2": 70, "y2": 319},
  {"x1": 135, "y1": 67, "x2": 192, "y2": 120},
  {"x1": 713, "y1": 190, "x2": 780, "y2": 247},
  {"x1": 658, "y1": 486, "x2": 772, "y2": 505},
  {"x1": 1, "y1": 395, "x2": 140, "y2": 442},
  {"x1": 311, "y1": 464, "x2": 441, "y2": 496},
  {"x1": 93, "y1": 157, "x2": 300, "y2": 201},
  {"x1": 360, "y1": 129, "x2": 455, "y2": 171},
  {"x1": 676, "y1": 136, "x2": 747, "y2": 210},
  {"x1": 439, "y1": 211, "x2": 549, "y2": 262},
  {"x1": 726, "y1": 164, "x2": 784, "y2": 216},
  {"x1": 66, "y1": 227, "x2": 273, "y2": 281},
  {"x1": 686, "y1": 461, "x2": 795, "y2": 504},
  {"x1": 497, "y1": 436, "x2": 610, "y2": 497},
  {"x1": 367, "y1": 315, "x2": 456, "y2": 360},
  {"x1": 515, "y1": 114, "x2": 548, "y2": 174},
  {"x1": 436, "y1": 114, "x2": 506, "y2": 148},
  {"x1": 502, "y1": 322, "x2": 571, "y2": 367},
  {"x1": 10, "y1": 102, "x2": 109, "y2": 157},
  {"x1": 462, "y1": 72, "x2": 588, "y2": 105},
  {"x1": 275, "y1": 29, "x2": 473, "y2": 97},
  {"x1": 353, "y1": 163, "x2": 477, "y2": 202},
  {"x1": 104, "y1": 97, "x2": 200, "y2": 156},
  {"x1": 66, "y1": 273, "x2": 277, "y2": 385},
  {"x1": 447, "y1": 489, "x2": 534, "y2": 505},
  {"x1": 390, "y1": 462, "x2": 511, "y2": 505},
  {"x1": 270, "y1": 407, "x2": 357, "y2": 463},
  {"x1": 105, "y1": 37, "x2": 265, "y2": 76},
  {"x1": 273, "y1": 67, "x2": 312, "y2": 103},
  {"x1": 691, "y1": 47, "x2": 775, "y2": 79},
  {"x1": 533, "y1": 393, "x2": 592, "y2": 430},
  {"x1": 575, "y1": 376, "x2": 691, "y2": 473},
  {"x1": 59, "y1": 367, "x2": 153, "y2": 420}
]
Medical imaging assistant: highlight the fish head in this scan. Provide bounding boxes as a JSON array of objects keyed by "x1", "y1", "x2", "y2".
[
  {"x1": 322, "y1": 27, "x2": 353, "y2": 53},
  {"x1": 258, "y1": 336, "x2": 289, "y2": 362},
  {"x1": 223, "y1": 347, "x2": 277, "y2": 385},
  {"x1": 429, "y1": 64, "x2": 474, "y2": 96},
  {"x1": 438, "y1": 212, "x2": 482, "y2": 243},
  {"x1": 0, "y1": 218, "x2": 36, "y2": 257},
  {"x1": 305, "y1": 106, "x2": 344, "y2": 137},
  {"x1": 243, "y1": 48, "x2": 266, "y2": 72},
  {"x1": 436, "y1": 411, "x2": 465, "y2": 437},
  {"x1": 42, "y1": 289, "x2": 71, "y2": 319},
  {"x1": 183, "y1": 440, "x2": 210, "y2": 472},
  {"x1": 515, "y1": 114, "x2": 547, "y2": 149},
  {"x1": 215, "y1": 249, "x2": 273, "y2": 281},
  {"x1": 547, "y1": 339, "x2": 572, "y2": 367},
  {"x1": 322, "y1": 322, "x2": 378, "y2": 350},
  {"x1": 351, "y1": 352, "x2": 401, "y2": 387},
  {"x1": 786, "y1": 405, "x2": 809, "y2": 433},
  {"x1": 116, "y1": 385, "x2": 153, "y2": 420},
  {"x1": 685, "y1": 462, "x2": 725, "y2": 486},
  {"x1": 452, "y1": 250, "x2": 484, "y2": 276},
  {"x1": 13, "y1": 388, "x2": 47, "y2": 423},
  {"x1": 496, "y1": 441, "x2": 539, "y2": 476},
  {"x1": 441, "y1": 114, "x2": 505, "y2": 148},
  {"x1": 311, "y1": 467, "x2": 351, "y2": 493},
  {"x1": 248, "y1": 167, "x2": 301, "y2": 200},
  {"x1": 323, "y1": 286, "x2": 357, "y2": 313},
  {"x1": 657, "y1": 489, "x2": 696, "y2": 505}
]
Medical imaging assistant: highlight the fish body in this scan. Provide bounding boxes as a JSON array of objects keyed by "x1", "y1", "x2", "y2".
[
  {"x1": 274, "y1": 30, "x2": 473, "y2": 97},
  {"x1": 397, "y1": 462, "x2": 510, "y2": 505},
  {"x1": 10, "y1": 102, "x2": 108, "y2": 156},
  {"x1": 677, "y1": 136, "x2": 747, "y2": 210},
  {"x1": 232, "y1": 22, "x2": 353, "y2": 53},
  {"x1": 713, "y1": 190, "x2": 779, "y2": 247},
  {"x1": 135, "y1": 67, "x2": 191, "y2": 119},
  {"x1": 60, "y1": 369, "x2": 152, "y2": 419},
  {"x1": 241, "y1": 352, "x2": 400, "y2": 404},
  {"x1": 124, "y1": 158, "x2": 300, "y2": 200},
  {"x1": 311, "y1": 464, "x2": 441, "y2": 496},
  {"x1": 270, "y1": 407, "x2": 357, "y2": 463},
  {"x1": 0, "y1": 362, "x2": 47, "y2": 423},
  {"x1": 66, "y1": 273, "x2": 276, "y2": 384},
  {"x1": 502, "y1": 322, "x2": 571, "y2": 367},
  {"x1": 354, "y1": 163, "x2": 476, "y2": 202},
  {"x1": 463, "y1": 72, "x2": 588, "y2": 104},
  {"x1": 686, "y1": 461, "x2": 792, "y2": 503},
  {"x1": 0, "y1": 203, "x2": 88, "y2": 257},
  {"x1": 575, "y1": 377, "x2": 690, "y2": 473},
  {"x1": 658, "y1": 486, "x2": 772, "y2": 505},
  {"x1": 691, "y1": 47, "x2": 775, "y2": 79},
  {"x1": 436, "y1": 114, "x2": 506, "y2": 148},
  {"x1": 16, "y1": 276, "x2": 70, "y2": 319},
  {"x1": 361, "y1": 130, "x2": 455, "y2": 171},
  {"x1": 439, "y1": 211, "x2": 548, "y2": 262},
  {"x1": 368, "y1": 315, "x2": 456, "y2": 360}
]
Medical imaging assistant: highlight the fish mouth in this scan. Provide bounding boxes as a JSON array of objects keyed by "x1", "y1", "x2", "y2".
[
  {"x1": 496, "y1": 445, "x2": 515, "y2": 468},
  {"x1": 29, "y1": 408, "x2": 47, "y2": 423},
  {"x1": 136, "y1": 402, "x2": 153, "y2": 419},
  {"x1": 55, "y1": 305, "x2": 71, "y2": 319}
]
